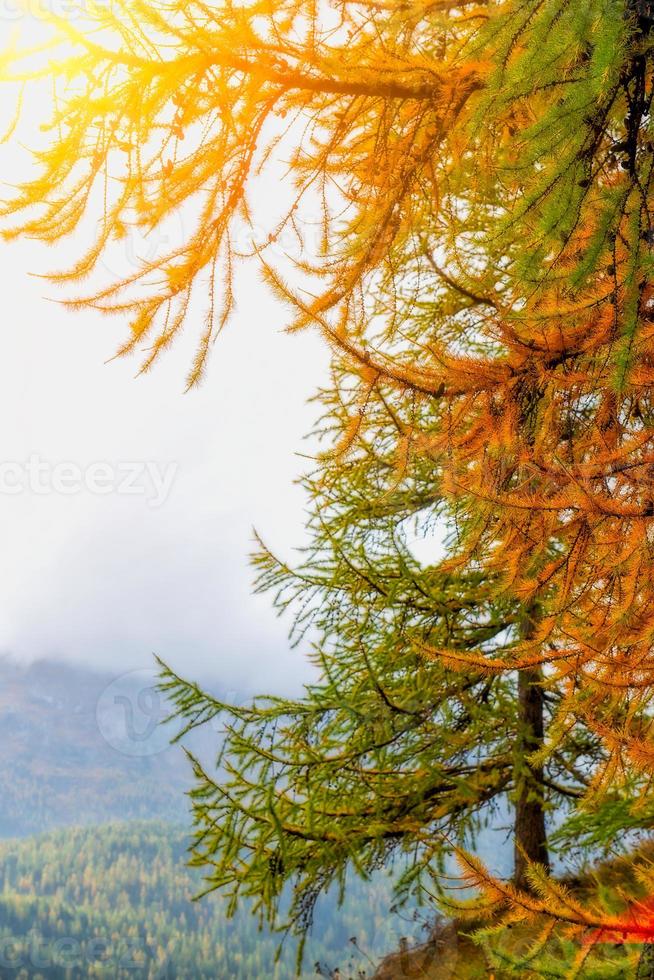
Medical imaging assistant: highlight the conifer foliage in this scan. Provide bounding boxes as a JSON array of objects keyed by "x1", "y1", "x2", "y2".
[{"x1": 4, "y1": 0, "x2": 654, "y2": 971}]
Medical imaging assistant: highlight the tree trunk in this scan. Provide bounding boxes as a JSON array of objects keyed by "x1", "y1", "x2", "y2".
[
  {"x1": 514, "y1": 666, "x2": 549, "y2": 892},
  {"x1": 637, "y1": 944, "x2": 654, "y2": 979}
]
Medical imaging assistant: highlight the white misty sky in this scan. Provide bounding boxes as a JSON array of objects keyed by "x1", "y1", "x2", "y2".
[{"x1": 0, "y1": 9, "x2": 329, "y2": 695}]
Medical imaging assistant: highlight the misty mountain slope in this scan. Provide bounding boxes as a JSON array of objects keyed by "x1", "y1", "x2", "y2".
[{"x1": 0, "y1": 658, "x2": 215, "y2": 836}]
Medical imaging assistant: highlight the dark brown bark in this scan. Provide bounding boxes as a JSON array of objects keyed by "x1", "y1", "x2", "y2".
[{"x1": 514, "y1": 666, "x2": 549, "y2": 892}]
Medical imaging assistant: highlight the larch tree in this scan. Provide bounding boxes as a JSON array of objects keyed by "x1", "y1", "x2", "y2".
[
  {"x1": 4, "y1": 0, "x2": 654, "y2": 969},
  {"x1": 157, "y1": 366, "x2": 604, "y2": 964}
]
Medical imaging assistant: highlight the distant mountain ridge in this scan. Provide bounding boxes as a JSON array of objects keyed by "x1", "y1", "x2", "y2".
[{"x1": 0, "y1": 657, "x2": 214, "y2": 836}]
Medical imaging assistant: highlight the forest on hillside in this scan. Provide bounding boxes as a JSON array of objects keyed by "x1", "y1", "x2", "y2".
[{"x1": 0, "y1": 822, "x2": 429, "y2": 980}]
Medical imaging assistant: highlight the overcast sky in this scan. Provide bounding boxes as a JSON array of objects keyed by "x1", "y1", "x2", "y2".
[{"x1": 0, "y1": 11, "x2": 329, "y2": 696}]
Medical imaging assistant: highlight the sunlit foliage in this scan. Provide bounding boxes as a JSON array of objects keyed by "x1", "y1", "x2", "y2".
[
  {"x1": 2, "y1": 0, "x2": 484, "y2": 385},
  {"x1": 5, "y1": 0, "x2": 654, "y2": 970}
]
